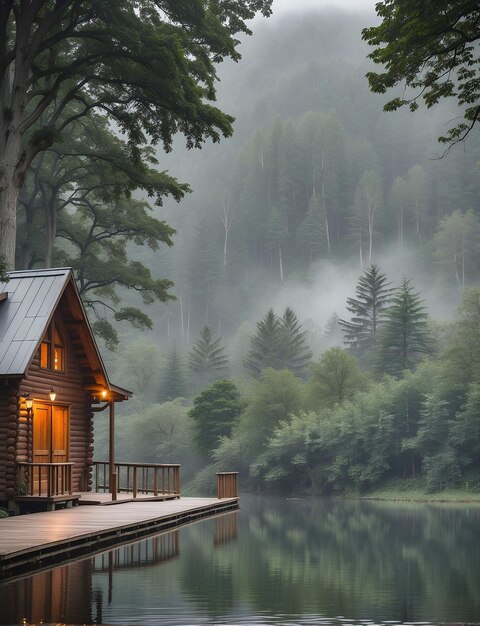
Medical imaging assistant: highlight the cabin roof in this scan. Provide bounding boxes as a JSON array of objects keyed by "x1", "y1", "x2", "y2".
[{"x1": 0, "y1": 268, "x2": 131, "y2": 400}]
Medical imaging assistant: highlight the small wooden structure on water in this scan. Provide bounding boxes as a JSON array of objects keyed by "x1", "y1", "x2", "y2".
[{"x1": 0, "y1": 268, "x2": 181, "y2": 512}]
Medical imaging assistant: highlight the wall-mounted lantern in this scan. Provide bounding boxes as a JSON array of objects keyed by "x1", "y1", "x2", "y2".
[
  {"x1": 23, "y1": 392, "x2": 33, "y2": 414},
  {"x1": 49, "y1": 387, "x2": 56, "y2": 402}
]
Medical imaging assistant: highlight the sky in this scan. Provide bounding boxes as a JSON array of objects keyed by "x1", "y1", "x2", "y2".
[{"x1": 271, "y1": 0, "x2": 376, "y2": 15}]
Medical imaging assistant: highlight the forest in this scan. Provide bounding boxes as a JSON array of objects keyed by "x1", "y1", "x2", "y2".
[{"x1": 3, "y1": 3, "x2": 480, "y2": 496}]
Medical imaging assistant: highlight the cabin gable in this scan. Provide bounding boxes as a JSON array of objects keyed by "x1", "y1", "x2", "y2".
[{"x1": 0, "y1": 268, "x2": 130, "y2": 505}]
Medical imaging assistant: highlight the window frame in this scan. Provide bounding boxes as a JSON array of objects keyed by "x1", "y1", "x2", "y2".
[{"x1": 39, "y1": 319, "x2": 66, "y2": 374}]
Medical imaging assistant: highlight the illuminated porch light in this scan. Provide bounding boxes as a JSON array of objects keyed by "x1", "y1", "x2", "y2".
[
  {"x1": 49, "y1": 387, "x2": 56, "y2": 402},
  {"x1": 101, "y1": 389, "x2": 108, "y2": 398},
  {"x1": 23, "y1": 392, "x2": 33, "y2": 412}
]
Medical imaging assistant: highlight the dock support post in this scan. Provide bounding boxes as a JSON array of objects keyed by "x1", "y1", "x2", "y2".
[{"x1": 217, "y1": 472, "x2": 238, "y2": 498}]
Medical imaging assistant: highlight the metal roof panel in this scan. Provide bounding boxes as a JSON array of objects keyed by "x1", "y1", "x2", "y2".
[{"x1": 0, "y1": 269, "x2": 71, "y2": 376}]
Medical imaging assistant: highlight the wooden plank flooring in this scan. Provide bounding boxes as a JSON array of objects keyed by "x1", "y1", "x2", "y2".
[{"x1": 0, "y1": 497, "x2": 239, "y2": 577}]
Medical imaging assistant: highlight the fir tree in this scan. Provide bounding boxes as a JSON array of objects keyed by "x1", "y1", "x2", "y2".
[
  {"x1": 279, "y1": 308, "x2": 313, "y2": 378},
  {"x1": 244, "y1": 308, "x2": 311, "y2": 378},
  {"x1": 159, "y1": 344, "x2": 188, "y2": 401},
  {"x1": 243, "y1": 309, "x2": 282, "y2": 377},
  {"x1": 188, "y1": 326, "x2": 229, "y2": 390},
  {"x1": 295, "y1": 193, "x2": 328, "y2": 261},
  {"x1": 377, "y1": 277, "x2": 433, "y2": 377},
  {"x1": 339, "y1": 265, "x2": 393, "y2": 368}
]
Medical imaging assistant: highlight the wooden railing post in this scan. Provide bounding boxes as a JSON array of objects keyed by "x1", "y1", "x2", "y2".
[
  {"x1": 111, "y1": 472, "x2": 117, "y2": 501},
  {"x1": 16, "y1": 462, "x2": 74, "y2": 497},
  {"x1": 217, "y1": 472, "x2": 238, "y2": 498},
  {"x1": 92, "y1": 461, "x2": 181, "y2": 498}
]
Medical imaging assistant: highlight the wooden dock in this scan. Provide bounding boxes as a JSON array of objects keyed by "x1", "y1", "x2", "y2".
[{"x1": 0, "y1": 496, "x2": 239, "y2": 578}]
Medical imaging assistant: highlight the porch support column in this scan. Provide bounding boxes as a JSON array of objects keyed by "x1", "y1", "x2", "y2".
[{"x1": 109, "y1": 399, "x2": 117, "y2": 501}]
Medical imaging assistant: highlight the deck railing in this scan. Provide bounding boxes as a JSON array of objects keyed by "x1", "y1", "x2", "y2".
[
  {"x1": 16, "y1": 462, "x2": 74, "y2": 497},
  {"x1": 216, "y1": 472, "x2": 238, "y2": 498},
  {"x1": 93, "y1": 461, "x2": 181, "y2": 498}
]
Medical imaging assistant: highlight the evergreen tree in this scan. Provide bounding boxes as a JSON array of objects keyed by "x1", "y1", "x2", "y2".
[
  {"x1": 189, "y1": 379, "x2": 244, "y2": 459},
  {"x1": 188, "y1": 326, "x2": 229, "y2": 390},
  {"x1": 244, "y1": 308, "x2": 312, "y2": 378},
  {"x1": 243, "y1": 309, "x2": 282, "y2": 377},
  {"x1": 279, "y1": 308, "x2": 312, "y2": 378},
  {"x1": 159, "y1": 344, "x2": 188, "y2": 401},
  {"x1": 295, "y1": 193, "x2": 328, "y2": 261},
  {"x1": 377, "y1": 277, "x2": 433, "y2": 377},
  {"x1": 339, "y1": 265, "x2": 393, "y2": 368}
]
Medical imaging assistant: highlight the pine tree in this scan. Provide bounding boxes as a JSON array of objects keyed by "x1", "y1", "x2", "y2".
[
  {"x1": 339, "y1": 265, "x2": 393, "y2": 368},
  {"x1": 243, "y1": 309, "x2": 282, "y2": 377},
  {"x1": 377, "y1": 277, "x2": 433, "y2": 377},
  {"x1": 295, "y1": 193, "x2": 328, "y2": 262},
  {"x1": 188, "y1": 326, "x2": 229, "y2": 390},
  {"x1": 159, "y1": 344, "x2": 188, "y2": 401},
  {"x1": 280, "y1": 308, "x2": 313, "y2": 378},
  {"x1": 244, "y1": 308, "x2": 312, "y2": 378}
]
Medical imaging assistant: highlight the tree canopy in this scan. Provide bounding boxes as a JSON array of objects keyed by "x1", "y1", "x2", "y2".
[
  {"x1": 363, "y1": 1, "x2": 480, "y2": 146},
  {"x1": 0, "y1": 0, "x2": 273, "y2": 267}
]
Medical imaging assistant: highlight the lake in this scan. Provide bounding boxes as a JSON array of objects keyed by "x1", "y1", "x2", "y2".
[{"x1": 1, "y1": 495, "x2": 480, "y2": 625}]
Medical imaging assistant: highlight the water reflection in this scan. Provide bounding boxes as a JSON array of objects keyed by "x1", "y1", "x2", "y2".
[{"x1": 1, "y1": 499, "x2": 480, "y2": 625}]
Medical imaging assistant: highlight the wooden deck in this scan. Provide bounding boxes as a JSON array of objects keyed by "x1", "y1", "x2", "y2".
[{"x1": 0, "y1": 496, "x2": 239, "y2": 578}]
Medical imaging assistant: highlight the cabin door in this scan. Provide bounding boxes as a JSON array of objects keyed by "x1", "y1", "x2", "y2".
[
  {"x1": 32, "y1": 403, "x2": 69, "y2": 491},
  {"x1": 33, "y1": 403, "x2": 69, "y2": 464}
]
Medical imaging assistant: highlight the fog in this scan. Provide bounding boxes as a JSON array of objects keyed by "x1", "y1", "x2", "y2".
[
  {"x1": 270, "y1": 0, "x2": 376, "y2": 17},
  {"x1": 101, "y1": 4, "x2": 480, "y2": 404}
]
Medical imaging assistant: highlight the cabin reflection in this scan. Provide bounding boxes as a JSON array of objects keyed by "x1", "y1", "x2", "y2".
[
  {"x1": 0, "y1": 531, "x2": 179, "y2": 625},
  {"x1": 214, "y1": 511, "x2": 238, "y2": 546},
  {"x1": 93, "y1": 530, "x2": 180, "y2": 571},
  {"x1": 1, "y1": 559, "x2": 93, "y2": 625}
]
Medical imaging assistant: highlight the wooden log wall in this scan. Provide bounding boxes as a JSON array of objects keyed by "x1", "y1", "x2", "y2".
[
  {"x1": 0, "y1": 381, "x2": 19, "y2": 501},
  {"x1": 20, "y1": 314, "x2": 94, "y2": 493}
]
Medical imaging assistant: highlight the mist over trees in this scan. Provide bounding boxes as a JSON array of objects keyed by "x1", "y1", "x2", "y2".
[{"x1": 5, "y1": 2, "x2": 480, "y2": 497}]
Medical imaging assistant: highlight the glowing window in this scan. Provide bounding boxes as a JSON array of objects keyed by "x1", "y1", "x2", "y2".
[
  {"x1": 53, "y1": 328, "x2": 65, "y2": 372},
  {"x1": 39, "y1": 323, "x2": 65, "y2": 372},
  {"x1": 40, "y1": 341, "x2": 50, "y2": 369}
]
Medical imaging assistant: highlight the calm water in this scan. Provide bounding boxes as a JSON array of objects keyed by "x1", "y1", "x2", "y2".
[{"x1": 1, "y1": 495, "x2": 480, "y2": 625}]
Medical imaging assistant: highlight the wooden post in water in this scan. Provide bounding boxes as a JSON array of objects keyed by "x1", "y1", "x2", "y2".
[
  {"x1": 109, "y1": 399, "x2": 116, "y2": 501},
  {"x1": 217, "y1": 472, "x2": 238, "y2": 498}
]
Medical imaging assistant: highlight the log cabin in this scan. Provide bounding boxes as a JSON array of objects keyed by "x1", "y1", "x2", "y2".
[{"x1": 0, "y1": 268, "x2": 131, "y2": 512}]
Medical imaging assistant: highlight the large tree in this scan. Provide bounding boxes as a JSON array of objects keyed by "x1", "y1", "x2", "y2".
[
  {"x1": 189, "y1": 379, "x2": 244, "y2": 459},
  {"x1": 0, "y1": 0, "x2": 273, "y2": 267},
  {"x1": 339, "y1": 265, "x2": 393, "y2": 368},
  {"x1": 363, "y1": 1, "x2": 480, "y2": 146},
  {"x1": 377, "y1": 277, "x2": 433, "y2": 377},
  {"x1": 244, "y1": 308, "x2": 312, "y2": 378},
  {"x1": 17, "y1": 110, "x2": 184, "y2": 269}
]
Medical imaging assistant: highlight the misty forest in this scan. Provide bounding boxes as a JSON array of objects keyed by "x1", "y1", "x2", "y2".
[{"x1": 3, "y1": 1, "x2": 480, "y2": 497}]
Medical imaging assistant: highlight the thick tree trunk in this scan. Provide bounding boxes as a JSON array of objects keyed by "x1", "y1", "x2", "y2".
[{"x1": 0, "y1": 165, "x2": 21, "y2": 269}]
